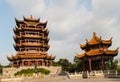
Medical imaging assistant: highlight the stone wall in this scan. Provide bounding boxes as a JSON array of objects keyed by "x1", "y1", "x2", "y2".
[{"x1": 2, "y1": 66, "x2": 61, "y2": 78}]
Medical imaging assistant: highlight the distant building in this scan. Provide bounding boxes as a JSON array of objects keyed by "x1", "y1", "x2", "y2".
[
  {"x1": 76, "y1": 32, "x2": 118, "y2": 72},
  {"x1": 7, "y1": 16, "x2": 55, "y2": 67}
]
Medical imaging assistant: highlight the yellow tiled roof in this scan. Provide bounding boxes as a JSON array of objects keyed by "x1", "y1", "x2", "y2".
[
  {"x1": 80, "y1": 32, "x2": 112, "y2": 49},
  {"x1": 104, "y1": 47, "x2": 119, "y2": 55},
  {"x1": 76, "y1": 48, "x2": 119, "y2": 59},
  {"x1": 76, "y1": 53, "x2": 85, "y2": 59},
  {"x1": 7, "y1": 56, "x2": 13, "y2": 61},
  {"x1": 85, "y1": 49, "x2": 104, "y2": 56},
  {"x1": 7, "y1": 51, "x2": 55, "y2": 61}
]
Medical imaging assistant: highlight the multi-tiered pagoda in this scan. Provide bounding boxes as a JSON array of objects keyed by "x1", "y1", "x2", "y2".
[
  {"x1": 7, "y1": 16, "x2": 55, "y2": 67},
  {"x1": 76, "y1": 32, "x2": 118, "y2": 72}
]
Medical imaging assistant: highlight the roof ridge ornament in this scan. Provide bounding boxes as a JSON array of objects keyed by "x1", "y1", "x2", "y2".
[
  {"x1": 86, "y1": 39, "x2": 88, "y2": 42},
  {"x1": 30, "y1": 15, "x2": 33, "y2": 19},
  {"x1": 116, "y1": 47, "x2": 119, "y2": 51},
  {"x1": 110, "y1": 37, "x2": 113, "y2": 40},
  {"x1": 93, "y1": 32, "x2": 96, "y2": 36}
]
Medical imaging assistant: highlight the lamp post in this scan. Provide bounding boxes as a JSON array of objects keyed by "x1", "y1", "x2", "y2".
[
  {"x1": 34, "y1": 63, "x2": 38, "y2": 73},
  {"x1": 34, "y1": 64, "x2": 38, "y2": 78}
]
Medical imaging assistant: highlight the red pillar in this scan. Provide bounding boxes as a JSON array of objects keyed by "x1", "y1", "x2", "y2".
[
  {"x1": 101, "y1": 56, "x2": 105, "y2": 70},
  {"x1": 45, "y1": 60, "x2": 48, "y2": 66},
  {"x1": 111, "y1": 57, "x2": 113, "y2": 70},
  {"x1": 49, "y1": 61, "x2": 52, "y2": 66},
  {"x1": 42, "y1": 60, "x2": 45, "y2": 66},
  {"x1": 102, "y1": 60, "x2": 104, "y2": 70},
  {"x1": 28, "y1": 61, "x2": 30, "y2": 66},
  {"x1": 82, "y1": 60, "x2": 85, "y2": 71},
  {"x1": 11, "y1": 62, "x2": 13, "y2": 67},
  {"x1": 16, "y1": 61, "x2": 19, "y2": 67},
  {"x1": 22, "y1": 60, "x2": 24, "y2": 67},
  {"x1": 36, "y1": 61, "x2": 38, "y2": 66},
  {"x1": 88, "y1": 58, "x2": 92, "y2": 72}
]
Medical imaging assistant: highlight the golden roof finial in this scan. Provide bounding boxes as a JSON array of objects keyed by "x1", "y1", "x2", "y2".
[
  {"x1": 93, "y1": 32, "x2": 96, "y2": 36},
  {"x1": 30, "y1": 15, "x2": 33, "y2": 19}
]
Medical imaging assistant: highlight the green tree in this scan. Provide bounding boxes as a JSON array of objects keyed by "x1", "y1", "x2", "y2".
[
  {"x1": 105, "y1": 61, "x2": 111, "y2": 70},
  {"x1": 105, "y1": 60, "x2": 120, "y2": 71},
  {"x1": 113, "y1": 60, "x2": 118, "y2": 70},
  {"x1": 73, "y1": 56, "x2": 82, "y2": 72},
  {"x1": 52, "y1": 60, "x2": 60, "y2": 66},
  {"x1": 52, "y1": 58, "x2": 83, "y2": 73},
  {"x1": 58, "y1": 59, "x2": 70, "y2": 71},
  {"x1": 52, "y1": 59, "x2": 75, "y2": 72}
]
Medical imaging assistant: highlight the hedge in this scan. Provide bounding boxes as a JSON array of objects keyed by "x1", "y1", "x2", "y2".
[{"x1": 14, "y1": 68, "x2": 50, "y2": 76}]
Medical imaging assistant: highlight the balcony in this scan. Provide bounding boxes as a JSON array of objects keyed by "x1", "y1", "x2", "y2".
[
  {"x1": 15, "y1": 27, "x2": 22, "y2": 30},
  {"x1": 22, "y1": 35, "x2": 43, "y2": 38},
  {"x1": 22, "y1": 43, "x2": 41, "y2": 46},
  {"x1": 42, "y1": 44, "x2": 50, "y2": 48},
  {"x1": 15, "y1": 42, "x2": 42, "y2": 47},
  {"x1": 18, "y1": 51, "x2": 41, "y2": 54},
  {"x1": 22, "y1": 26, "x2": 43, "y2": 31},
  {"x1": 14, "y1": 35, "x2": 21, "y2": 39},
  {"x1": 42, "y1": 36, "x2": 48, "y2": 40},
  {"x1": 14, "y1": 44, "x2": 21, "y2": 47},
  {"x1": 17, "y1": 51, "x2": 48, "y2": 56}
]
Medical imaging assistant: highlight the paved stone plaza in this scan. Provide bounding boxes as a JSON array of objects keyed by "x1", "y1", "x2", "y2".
[
  {"x1": 1, "y1": 77, "x2": 120, "y2": 82},
  {"x1": 54, "y1": 78, "x2": 120, "y2": 82},
  {"x1": 20, "y1": 78, "x2": 120, "y2": 82}
]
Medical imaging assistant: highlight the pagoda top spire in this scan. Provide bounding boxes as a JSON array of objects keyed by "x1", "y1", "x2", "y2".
[
  {"x1": 28, "y1": 15, "x2": 36, "y2": 20},
  {"x1": 15, "y1": 16, "x2": 48, "y2": 27},
  {"x1": 23, "y1": 15, "x2": 39, "y2": 21},
  {"x1": 30, "y1": 15, "x2": 33, "y2": 19},
  {"x1": 93, "y1": 32, "x2": 96, "y2": 36}
]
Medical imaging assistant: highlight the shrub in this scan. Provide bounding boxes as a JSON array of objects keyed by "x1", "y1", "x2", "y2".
[{"x1": 14, "y1": 68, "x2": 50, "y2": 76}]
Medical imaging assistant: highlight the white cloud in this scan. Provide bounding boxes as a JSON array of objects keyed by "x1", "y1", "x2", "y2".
[
  {"x1": 4, "y1": 0, "x2": 120, "y2": 64},
  {"x1": 5, "y1": 0, "x2": 46, "y2": 16}
]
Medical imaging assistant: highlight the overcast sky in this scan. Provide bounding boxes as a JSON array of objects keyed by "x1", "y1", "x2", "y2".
[{"x1": 0, "y1": 0, "x2": 120, "y2": 65}]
